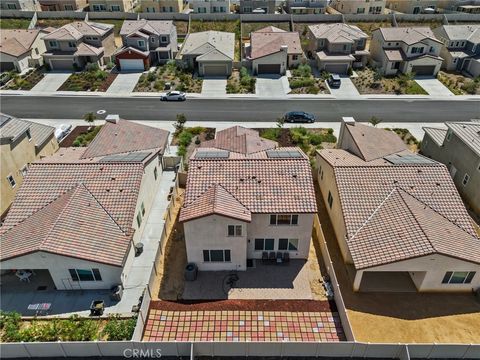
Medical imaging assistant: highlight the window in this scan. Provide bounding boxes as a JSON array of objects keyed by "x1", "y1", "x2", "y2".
[
  {"x1": 138, "y1": 40, "x2": 146, "y2": 47},
  {"x1": 111, "y1": 5, "x2": 120, "y2": 11},
  {"x1": 357, "y1": 7, "x2": 365, "y2": 14},
  {"x1": 154, "y1": 166, "x2": 158, "y2": 180},
  {"x1": 68, "y1": 41, "x2": 76, "y2": 48},
  {"x1": 26, "y1": 129, "x2": 32, "y2": 141},
  {"x1": 446, "y1": 129, "x2": 452, "y2": 141},
  {"x1": 254, "y1": 238, "x2": 274, "y2": 251},
  {"x1": 141, "y1": 202, "x2": 145, "y2": 216},
  {"x1": 21, "y1": 165, "x2": 28, "y2": 177},
  {"x1": 327, "y1": 191, "x2": 333, "y2": 209},
  {"x1": 442, "y1": 271, "x2": 475, "y2": 284},
  {"x1": 203, "y1": 249, "x2": 231, "y2": 262},
  {"x1": 151, "y1": 37, "x2": 155, "y2": 43},
  {"x1": 462, "y1": 173, "x2": 470, "y2": 186},
  {"x1": 292, "y1": 54, "x2": 299, "y2": 61},
  {"x1": 160, "y1": 36, "x2": 168, "y2": 43},
  {"x1": 69, "y1": 268, "x2": 102, "y2": 281},
  {"x1": 269, "y1": 214, "x2": 298, "y2": 225},
  {"x1": 49, "y1": 41, "x2": 58, "y2": 48},
  {"x1": 227, "y1": 225, "x2": 242, "y2": 236},
  {"x1": 64, "y1": 4, "x2": 74, "y2": 10},
  {"x1": 278, "y1": 238, "x2": 299, "y2": 251},
  {"x1": 7, "y1": 175, "x2": 15, "y2": 188},
  {"x1": 136, "y1": 212, "x2": 142, "y2": 227}
]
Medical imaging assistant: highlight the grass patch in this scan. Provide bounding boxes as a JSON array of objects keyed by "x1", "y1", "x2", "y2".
[
  {"x1": 36, "y1": 18, "x2": 79, "y2": 28},
  {"x1": 352, "y1": 67, "x2": 427, "y2": 95},
  {"x1": 242, "y1": 22, "x2": 291, "y2": 35},
  {"x1": 437, "y1": 71, "x2": 480, "y2": 95},
  {"x1": 3, "y1": 68, "x2": 44, "y2": 90},
  {"x1": 134, "y1": 61, "x2": 202, "y2": 93},
  {"x1": 72, "y1": 126, "x2": 102, "y2": 147},
  {"x1": 289, "y1": 64, "x2": 330, "y2": 95},
  {"x1": 174, "y1": 21, "x2": 188, "y2": 35},
  {"x1": 396, "y1": 21, "x2": 443, "y2": 30},
  {"x1": 226, "y1": 67, "x2": 255, "y2": 94},
  {"x1": 59, "y1": 65, "x2": 116, "y2": 92},
  {"x1": 0, "y1": 18, "x2": 31, "y2": 29},
  {"x1": 384, "y1": 127, "x2": 420, "y2": 152},
  {"x1": 189, "y1": 20, "x2": 241, "y2": 61}
]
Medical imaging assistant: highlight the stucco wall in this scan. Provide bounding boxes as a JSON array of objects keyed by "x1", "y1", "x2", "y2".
[
  {"x1": 467, "y1": 58, "x2": 480, "y2": 77},
  {"x1": 331, "y1": 0, "x2": 385, "y2": 14},
  {"x1": 251, "y1": 50, "x2": 287, "y2": 74}
]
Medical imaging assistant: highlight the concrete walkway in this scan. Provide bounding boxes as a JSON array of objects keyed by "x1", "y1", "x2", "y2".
[
  {"x1": 107, "y1": 72, "x2": 142, "y2": 94},
  {"x1": 31, "y1": 72, "x2": 71, "y2": 92},
  {"x1": 415, "y1": 77, "x2": 454, "y2": 97},
  {"x1": 201, "y1": 77, "x2": 227, "y2": 96}
]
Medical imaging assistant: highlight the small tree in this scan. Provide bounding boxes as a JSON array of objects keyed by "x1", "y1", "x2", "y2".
[
  {"x1": 83, "y1": 112, "x2": 96, "y2": 125},
  {"x1": 369, "y1": 116, "x2": 382, "y2": 127},
  {"x1": 276, "y1": 116, "x2": 285, "y2": 129},
  {"x1": 398, "y1": 72, "x2": 414, "y2": 87},
  {"x1": 173, "y1": 113, "x2": 187, "y2": 135}
]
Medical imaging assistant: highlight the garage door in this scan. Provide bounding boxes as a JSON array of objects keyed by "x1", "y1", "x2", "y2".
[
  {"x1": 257, "y1": 64, "x2": 281, "y2": 74},
  {"x1": 203, "y1": 64, "x2": 227, "y2": 76},
  {"x1": 119, "y1": 59, "x2": 145, "y2": 71},
  {"x1": 324, "y1": 63, "x2": 349, "y2": 74},
  {"x1": 0, "y1": 62, "x2": 15, "y2": 72},
  {"x1": 411, "y1": 65, "x2": 436, "y2": 76},
  {"x1": 50, "y1": 59, "x2": 74, "y2": 70}
]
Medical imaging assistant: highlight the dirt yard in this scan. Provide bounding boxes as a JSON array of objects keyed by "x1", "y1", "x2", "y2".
[{"x1": 314, "y1": 183, "x2": 480, "y2": 344}]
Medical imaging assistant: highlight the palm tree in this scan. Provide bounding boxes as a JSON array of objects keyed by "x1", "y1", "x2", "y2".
[{"x1": 83, "y1": 112, "x2": 96, "y2": 125}]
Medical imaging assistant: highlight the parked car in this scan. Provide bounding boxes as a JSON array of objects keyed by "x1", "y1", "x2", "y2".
[
  {"x1": 284, "y1": 111, "x2": 315, "y2": 123},
  {"x1": 327, "y1": 74, "x2": 341, "y2": 88},
  {"x1": 54, "y1": 124, "x2": 72, "y2": 141},
  {"x1": 160, "y1": 91, "x2": 186, "y2": 101},
  {"x1": 0, "y1": 72, "x2": 12, "y2": 86}
]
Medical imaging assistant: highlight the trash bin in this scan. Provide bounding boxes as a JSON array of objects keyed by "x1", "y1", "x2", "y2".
[
  {"x1": 134, "y1": 242, "x2": 144, "y2": 256},
  {"x1": 110, "y1": 285, "x2": 123, "y2": 301},
  {"x1": 184, "y1": 263, "x2": 198, "y2": 281},
  {"x1": 90, "y1": 300, "x2": 105, "y2": 316}
]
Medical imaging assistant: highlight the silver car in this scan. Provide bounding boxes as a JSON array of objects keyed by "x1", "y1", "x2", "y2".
[
  {"x1": 54, "y1": 124, "x2": 72, "y2": 141},
  {"x1": 160, "y1": 91, "x2": 186, "y2": 101}
]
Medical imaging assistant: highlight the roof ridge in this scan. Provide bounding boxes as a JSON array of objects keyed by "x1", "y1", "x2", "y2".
[{"x1": 215, "y1": 183, "x2": 250, "y2": 211}]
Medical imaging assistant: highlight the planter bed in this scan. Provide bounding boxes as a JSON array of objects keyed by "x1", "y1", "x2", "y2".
[
  {"x1": 59, "y1": 70, "x2": 117, "y2": 92},
  {"x1": 288, "y1": 64, "x2": 330, "y2": 95},
  {"x1": 134, "y1": 63, "x2": 202, "y2": 93},
  {"x1": 3, "y1": 69, "x2": 44, "y2": 90},
  {"x1": 437, "y1": 71, "x2": 480, "y2": 95},
  {"x1": 226, "y1": 68, "x2": 255, "y2": 94}
]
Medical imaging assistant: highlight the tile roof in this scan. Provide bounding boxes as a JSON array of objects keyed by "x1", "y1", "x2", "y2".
[
  {"x1": 80, "y1": 119, "x2": 169, "y2": 159},
  {"x1": 316, "y1": 51, "x2": 355, "y2": 61},
  {"x1": 180, "y1": 31, "x2": 235, "y2": 61},
  {"x1": 343, "y1": 122, "x2": 407, "y2": 161},
  {"x1": 377, "y1": 27, "x2": 442, "y2": 45},
  {"x1": 42, "y1": 21, "x2": 113, "y2": 41},
  {"x1": 0, "y1": 113, "x2": 55, "y2": 147},
  {"x1": 250, "y1": 26, "x2": 302, "y2": 59},
  {"x1": 120, "y1": 20, "x2": 174, "y2": 36},
  {"x1": 308, "y1": 23, "x2": 367, "y2": 43},
  {"x1": 318, "y1": 148, "x2": 480, "y2": 269},
  {"x1": 0, "y1": 29, "x2": 41, "y2": 57},
  {"x1": 440, "y1": 25, "x2": 480, "y2": 43},
  {"x1": 422, "y1": 126, "x2": 447, "y2": 146},
  {"x1": 200, "y1": 126, "x2": 277, "y2": 155},
  {"x1": 179, "y1": 184, "x2": 251, "y2": 222},
  {"x1": 446, "y1": 121, "x2": 480, "y2": 157},
  {"x1": 384, "y1": 49, "x2": 406, "y2": 61}
]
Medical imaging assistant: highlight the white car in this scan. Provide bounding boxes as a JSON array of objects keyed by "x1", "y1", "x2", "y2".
[
  {"x1": 160, "y1": 91, "x2": 186, "y2": 101},
  {"x1": 54, "y1": 124, "x2": 72, "y2": 141}
]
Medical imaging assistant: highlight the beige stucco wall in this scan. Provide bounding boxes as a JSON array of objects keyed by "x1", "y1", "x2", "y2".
[
  {"x1": 386, "y1": 0, "x2": 438, "y2": 13},
  {"x1": 331, "y1": 0, "x2": 385, "y2": 14},
  {"x1": 140, "y1": 0, "x2": 183, "y2": 12},
  {"x1": 89, "y1": 0, "x2": 133, "y2": 11},
  {"x1": 251, "y1": 50, "x2": 287, "y2": 74}
]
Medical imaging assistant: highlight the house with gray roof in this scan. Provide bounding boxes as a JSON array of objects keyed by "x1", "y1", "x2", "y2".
[
  {"x1": 370, "y1": 27, "x2": 444, "y2": 76},
  {"x1": 316, "y1": 117, "x2": 480, "y2": 292},
  {"x1": 422, "y1": 121, "x2": 480, "y2": 216},
  {"x1": 177, "y1": 31, "x2": 235, "y2": 76},
  {"x1": 433, "y1": 25, "x2": 480, "y2": 78}
]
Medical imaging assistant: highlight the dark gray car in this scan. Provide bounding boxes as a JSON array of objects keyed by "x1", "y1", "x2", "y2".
[{"x1": 284, "y1": 111, "x2": 315, "y2": 123}]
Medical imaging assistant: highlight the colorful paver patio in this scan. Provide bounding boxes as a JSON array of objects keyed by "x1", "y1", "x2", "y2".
[{"x1": 143, "y1": 310, "x2": 344, "y2": 342}]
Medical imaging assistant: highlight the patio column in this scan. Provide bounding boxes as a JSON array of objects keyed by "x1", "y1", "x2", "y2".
[{"x1": 353, "y1": 269, "x2": 363, "y2": 292}]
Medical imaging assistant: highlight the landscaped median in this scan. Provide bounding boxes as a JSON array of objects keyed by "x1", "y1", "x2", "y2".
[
  {"x1": 352, "y1": 67, "x2": 427, "y2": 95},
  {"x1": 288, "y1": 65, "x2": 330, "y2": 95},
  {"x1": 134, "y1": 62, "x2": 202, "y2": 93}
]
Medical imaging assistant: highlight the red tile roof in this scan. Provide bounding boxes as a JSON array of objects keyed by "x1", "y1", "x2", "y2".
[{"x1": 250, "y1": 27, "x2": 302, "y2": 59}]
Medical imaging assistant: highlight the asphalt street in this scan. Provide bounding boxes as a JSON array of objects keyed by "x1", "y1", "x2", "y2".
[{"x1": 1, "y1": 95, "x2": 479, "y2": 122}]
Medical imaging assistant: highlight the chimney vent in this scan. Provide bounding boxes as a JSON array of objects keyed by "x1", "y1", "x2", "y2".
[{"x1": 105, "y1": 114, "x2": 120, "y2": 123}]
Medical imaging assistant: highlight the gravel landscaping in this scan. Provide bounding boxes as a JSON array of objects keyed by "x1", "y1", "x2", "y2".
[
  {"x1": 3, "y1": 68, "x2": 45, "y2": 90},
  {"x1": 134, "y1": 62, "x2": 202, "y2": 93},
  {"x1": 288, "y1": 64, "x2": 330, "y2": 95},
  {"x1": 58, "y1": 66, "x2": 117, "y2": 92},
  {"x1": 437, "y1": 71, "x2": 480, "y2": 95},
  {"x1": 226, "y1": 68, "x2": 255, "y2": 94}
]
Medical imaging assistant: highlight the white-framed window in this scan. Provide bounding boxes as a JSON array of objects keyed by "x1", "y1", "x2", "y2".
[
  {"x1": 462, "y1": 173, "x2": 470, "y2": 186},
  {"x1": 357, "y1": 7, "x2": 365, "y2": 14},
  {"x1": 7, "y1": 175, "x2": 16, "y2": 188},
  {"x1": 269, "y1": 214, "x2": 298, "y2": 226},
  {"x1": 7, "y1": 3, "x2": 17, "y2": 9},
  {"x1": 442, "y1": 271, "x2": 475, "y2": 284},
  {"x1": 138, "y1": 40, "x2": 146, "y2": 47},
  {"x1": 49, "y1": 40, "x2": 58, "y2": 48},
  {"x1": 446, "y1": 129, "x2": 452, "y2": 141},
  {"x1": 150, "y1": 37, "x2": 155, "y2": 43},
  {"x1": 154, "y1": 166, "x2": 158, "y2": 180},
  {"x1": 160, "y1": 36, "x2": 168, "y2": 43},
  {"x1": 227, "y1": 225, "x2": 242, "y2": 236},
  {"x1": 26, "y1": 129, "x2": 32, "y2": 141},
  {"x1": 69, "y1": 268, "x2": 102, "y2": 281},
  {"x1": 254, "y1": 238, "x2": 274, "y2": 251},
  {"x1": 64, "y1": 4, "x2": 74, "y2": 10},
  {"x1": 21, "y1": 165, "x2": 28, "y2": 177},
  {"x1": 68, "y1": 41, "x2": 76, "y2": 48},
  {"x1": 111, "y1": 5, "x2": 121, "y2": 11},
  {"x1": 328, "y1": 191, "x2": 333, "y2": 209},
  {"x1": 292, "y1": 54, "x2": 299, "y2": 61},
  {"x1": 278, "y1": 238, "x2": 299, "y2": 251},
  {"x1": 203, "y1": 249, "x2": 231, "y2": 262},
  {"x1": 136, "y1": 212, "x2": 142, "y2": 227}
]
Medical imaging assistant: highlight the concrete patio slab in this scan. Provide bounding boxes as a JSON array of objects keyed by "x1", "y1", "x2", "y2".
[
  {"x1": 31, "y1": 72, "x2": 71, "y2": 92},
  {"x1": 415, "y1": 77, "x2": 454, "y2": 97},
  {"x1": 201, "y1": 77, "x2": 227, "y2": 96},
  {"x1": 107, "y1": 72, "x2": 143, "y2": 94},
  {"x1": 255, "y1": 75, "x2": 289, "y2": 97}
]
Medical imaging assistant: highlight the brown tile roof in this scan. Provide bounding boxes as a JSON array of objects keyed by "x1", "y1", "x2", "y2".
[
  {"x1": 377, "y1": 27, "x2": 442, "y2": 45},
  {"x1": 343, "y1": 123, "x2": 408, "y2": 161},
  {"x1": 250, "y1": 27, "x2": 302, "y2": 59},
  {"x1": 0, "y1": 29, "x2": 41, "y2": 57},
  {"x1": 120, "y1": 20, "x2": 174, "y2": 36},
  {"x1": 200, "y1": 126, "x2": 277, "y2": 155},
  {"x1": 42, "y1": 21, "x2": 113, "y2": 41},
  {"x1": 80, "y1": 119, "x2": 169, "y2": 159},
  {"x1": 179, "y1": 184, "x2": 251, "y2": 222},
  {"x1": 318, "y1": 149, "x2": 480, "y2": 269},
  {"x1": 183, "y1": 147, "x2": 317, "y2": 215},
  {"x1": 308, "y1": 23, "x2": 368, "y2": 43}
]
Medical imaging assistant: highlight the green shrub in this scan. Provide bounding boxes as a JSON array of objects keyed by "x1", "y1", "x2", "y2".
[
  {"x1": 290, "y1": 77, "x2": 315, "y2": 88},
  {"x1": 147, "y1": 72, "x2": 156, "y2": 82},
  {"x1": 261, "y1": 128, "x2": 281, "y2": 141},
  {"x1": 101, "y1": 315, "x2": 136, "y2": 341},
  {"x1": 461, "y1": 81, "x2": 479, "y2": 94},
  {"x1": 154, "y1": 80, "x2": 165, "y2": 90},
  {"x1": 309, "y1": 133, "x2": 324, "y2": 145},
  {"x1": 85, "y1": 63, "x2": 100, "y2": 72},
  {"x1": 292, "y1": 64, "x2": 312, "y2": 78},
  {"x1": 188, "y1": 126, "x2": 206, "y2": 135}
]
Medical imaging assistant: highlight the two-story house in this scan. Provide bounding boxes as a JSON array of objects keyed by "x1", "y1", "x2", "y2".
[
  {"x1": 191, "y1": 0, "x2": 230, "y2": 13},
  {"x1": 38, "y1": 0, "x2": 87, "y2": 11},
  {"x1": 0, "y1": 0, "x2": 39, "y2": 10},
  {"x1": 422, "y1": 121, "x2": 480, "y2": 216},
  {"x1": 0, "y1": 113, "x2": 58, "y2": 219},
  {"x1": 179, "y1": 126, "x2": 317, "y2": 271},
  {"x1": 285, "y1": 0, "x2": 327, "y2": 14},
  {"x1": 370, "y1": 27, "x2": 443, "y2": 76},
  {"x1": 115, "y1": 20, "x2": 177, "y2": 71},
  {"x1": 433, "y1": 25, "x2": 480, "y2": 78},
  {"x1": 386, "y1": 0, "x2": 437, "y2": 14},
  {"x1": 139, "y1": 0, "x2": 184, "y2": 12},
  {"x1": 41, "y1": 21, "x2": 116, "y2": 71},
  {"x1": 247, "y1": 26, "x2": 303, "y2": 75},
  {"x1": 307, "y1": 23, "x2": 369, "y2": 74},
  {"x1": 330, "y1": 0, "x2": 385, "y2": 14},
  {"x1": 239, "y1": 0, "x2": 275, "y2": 13},
  {"x1": 88, "y1": 0, "x2": 134, "y2": 11}
]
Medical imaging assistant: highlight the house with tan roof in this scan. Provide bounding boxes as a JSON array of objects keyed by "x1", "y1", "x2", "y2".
[
  {"x1": 114, "y1": 20, "x2": 177, "y2": 71},
  {"x1": 41, "y1": 21, "x2": 116, "y2": 71},
  {"x1": 422, "y1": 121, "x2": 480, "y2": 216},
  {"x1": 306, "y1": 23, "x2": 369, "y2": 74},
  {"x1": 246, "y1": 26, "x2": 303, "y2": 75},
  {"x1": 0, "y1": 0, "x2": 39, "y2": 10},
  {"x1": 38, "y1": 0, "x2": 87, "y2": 11},
  {"x1": 177, "y1": 31, "x2": 235, "y2": 76},
  {"x1": 370, "y1": 27, "x2": 444, "y2": 76},
  {"x1": 0, "y1": 117, "x2": 169, "y2": 290},
  {"x1": 330, "y1": 0, "x2": 385, "y2": 14},
  {"x1": 316, "y1": 117, "x2": 480, "y2": 292},
  {"x1": 179, "y1": 126, "x2": 317, "y2": 271},
  {"x1": 0, "y1": 29, "x2": 49, "y2": 73}
]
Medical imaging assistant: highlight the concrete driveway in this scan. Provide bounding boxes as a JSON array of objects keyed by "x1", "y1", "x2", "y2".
[
  {"x1": 31, "y1": 72, "x2": 71, "y2": 92},
  {"x1": 256, "y1": 75, "x2": 289, "y2": 97},
  {"x1": 107, "y1": 72, "x2": 142, "y2": 93},
  {"x1": 414, "y1": 77, "x2": 454, "y2": 96},
  {"x1": 201, "y1": 77, "x2": 227, "y2": 96},
  {"x1": 327, "y1": 76, "x2": 360, "y2": 98}
]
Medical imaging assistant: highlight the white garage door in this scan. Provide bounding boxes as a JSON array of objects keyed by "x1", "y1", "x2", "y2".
[
  {"x1": 324, "y1": 63, "x2": 349, "y2": 74},
  {"x1": 119, "y1": 59, "x2": 144, "y2": 71}
]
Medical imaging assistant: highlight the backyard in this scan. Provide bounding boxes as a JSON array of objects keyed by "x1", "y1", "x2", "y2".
[
  {"x1": 226, "y1": 67, "x2": 256, "y2": 94},
  {"x1": 173, "y1": 20, "x2": 188, "y2": 35},
  {"x1": 0, "y1": 18, "x2": 31, "y2": 29},
  {"x1": 134, "y1": 63, "x2": 202, "y2": 93},
  {"x1": 58, "y1": 66, "x2": 117, "y2": 92},
  {"x1": 93, "y1": 19, "x2": 125, "y2": 47},
  {"x1": 288, "y1": 64, "x2": 330, "y2": 95},
  {"x1": 384, "y1": 127, "x2": 420, "y2": 152},
  {"x1": 242, "y1": 21, "x2": 291, "y2": 35},
  {"x1": 437, "y1": 71, "x2": 480, "y2": 95},
  {"x1": 3, "y1": 68, "x2": 44, "y2": 90},
  {"x1": 396, "y1": 21, "x2": 443, "y2": 30},
  {"x1": 352, "y1": 67, "x2": 428, "y2": 95},
  {"x1": 348, "y1": 21, "x2": 392, "y2": 36},
  {"x1": 36, "y1": 18, "x2": 81, "y2": 28},
  {"x1": 171, "y1": 124, "x2": 215, "y2": 160}
]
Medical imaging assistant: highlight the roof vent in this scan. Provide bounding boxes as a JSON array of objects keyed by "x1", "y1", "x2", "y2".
[{"x1": 105, "y1": 114, "x2": 120, "y2": 123}]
